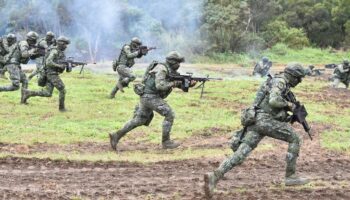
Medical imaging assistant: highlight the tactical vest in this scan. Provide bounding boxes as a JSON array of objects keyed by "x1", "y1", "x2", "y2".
[
  {"x1": 45, "y1": 47, "x2": 66, "y2": 74},
  {"x1": 118, "y1": 44, "x2": 136, "y2": 67},
  {"x1": 143, "y1": 61, "x2": 172, "y2": 98},
  {"x1": 255, "y1": 74, "x2": 289, "y2": 120}
]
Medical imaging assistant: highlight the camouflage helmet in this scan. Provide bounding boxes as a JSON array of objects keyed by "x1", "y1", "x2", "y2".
[
  {"x1": 262, "y1": 57, "x2": 269, "y2": 62},
  {"x1": 26, "y1": 31, "x2": 39, "y2": 40},
  {"x1": 56, "y1": 36, "x2": 70, "y2": 44},
  {"x1": 166, "y1": 51, "x2": 185, "y2": 63},
  {"x1": 284, "y1": 62, "x2": 305, "y2": 78},
  {"x1": 343, "y1": 59, "x2": 349, "y2": 65},
  {"x1": 131, "y1": 37, "x2": 142, "y2": 45},
  {"x1": 6, "y1": 33, "x2": 16, "y2": 40},
  {"x1": 46, "y1": 31, "x2": 55, "y2": 37}
]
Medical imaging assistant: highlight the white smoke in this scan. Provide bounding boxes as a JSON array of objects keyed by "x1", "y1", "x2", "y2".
[{"x1": 0, "y1": 0, "x2": 204, "y2": 62}]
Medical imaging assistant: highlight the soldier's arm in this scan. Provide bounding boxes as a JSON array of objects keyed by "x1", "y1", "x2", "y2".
[
  {"x1": 268, "y1": 78, "x2": 289, "y2": 108},
  {"x1": 153, "y1": 65, "x2": 174, "y2": 91},
  {"x1": 38, "y1": 40, "x2": 48, "y2": 49},
  {"x1": 19, "y1": 42, "x2": 31, "y2": 58},
  {"x1": 124, "y1": 45, "x2": 139, "y2": 59},
  {"x1": 46, "y1": 49, "x2": 65, "y2": 69}
]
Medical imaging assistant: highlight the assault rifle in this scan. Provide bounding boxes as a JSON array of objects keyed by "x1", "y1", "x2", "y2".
[
  {"x1": 168, "y1": 73, "x2": 222, "y2": 98},
  {"x1": 311, "y1": 68, "x2": 325, "y2": 76},
  {"x1": 58, "y1": 57, "x2": 87, "y2": 74},
  {"x1": 283, "y1": 90, "x2": 312, "y2": 140},
  {"x1": 138, "y1": 46, "x2": 157, "y2": 56},
  {"x1": 325, "y1": 64, "x2": 337, "y2": 69}
]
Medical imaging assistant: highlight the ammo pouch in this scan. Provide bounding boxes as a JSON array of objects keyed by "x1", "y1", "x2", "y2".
[
  {"x1": 37, "y1": 72, "x2": 47, "y2": 87},
  {"x1": 240, "y1": 106, "x2": 257, "y2": 127},
  {"x1": 229, "y1": 129, "x2": 244, "y2": 152},
  {"x1": 133, "y1": 83, "x2": 145, "y2": 96}
]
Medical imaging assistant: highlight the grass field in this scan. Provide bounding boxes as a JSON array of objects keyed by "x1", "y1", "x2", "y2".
[
  {"x1": 0, "y1": 68, "x2": 349, "y2": 162},
  {"x1": 1, "y1": 67, "x2": 350, "y2": 199}
]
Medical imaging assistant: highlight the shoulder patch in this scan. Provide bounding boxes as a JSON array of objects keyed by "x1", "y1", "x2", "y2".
[{"x1": 272, "y1": 78, "x2": 286, "y2": 90}]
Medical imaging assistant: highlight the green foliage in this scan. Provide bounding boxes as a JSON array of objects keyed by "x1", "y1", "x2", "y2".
[
  {"x1": 263, "y1": 20, "x2": 309, "y2": 49},
  {"x1": 269, "y1": 43, "x2": 288, "y2": 56}
]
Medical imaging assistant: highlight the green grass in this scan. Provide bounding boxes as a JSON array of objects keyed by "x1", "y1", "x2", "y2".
[
  {"x1": 193, "y1": 46, "x2": 350, "y2": 65},
  {"x1": 0, "y1": 69, "x2": 349, "y2": 162}
]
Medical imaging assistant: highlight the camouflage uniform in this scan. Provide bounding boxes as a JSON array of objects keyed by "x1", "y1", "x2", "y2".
[
  {"x1": 109, "y1": 51, "x2": 193, "y2": 150},
  {"x1": 28, "y1": 31, "x2": 56, "y2": 80},
  {"x1": 22, "y1": 36, "x2": 70, "y2": 112},
  {"x1": 253, "y1": 57, "x2": 272, "y2": 77},
  {"x1": 0, "y1": 36, "x2": 9, "y2": 78},
  {"x1": 109, "y1": 37, "x2": 146, "y2": 98},
  {"x1": 204, "y1": 63, "x2": 309, "y2": 197},
  {"x1": 331, "y1": 60, "x2": 350, "y2": 88},
  {"x1": 0, "y1": 32, "x2": 39, "y2": 99}
]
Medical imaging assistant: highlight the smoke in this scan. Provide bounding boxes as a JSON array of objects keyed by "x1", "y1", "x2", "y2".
[{"x1": 0, "y1": 0, "x2": 204, "y2": 62}]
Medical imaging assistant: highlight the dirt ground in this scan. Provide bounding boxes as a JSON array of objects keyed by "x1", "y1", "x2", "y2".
[
  {"x1": 2, "y1": 65, "x2": 349, "y2": 199},
  {"x1": 1, "y1": 123, "x2": 350, "y2": 200}
]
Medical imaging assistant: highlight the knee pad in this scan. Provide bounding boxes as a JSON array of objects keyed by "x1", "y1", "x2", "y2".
[{"x1": 165, "y1": 110, "x2": 175, "y2": 123}]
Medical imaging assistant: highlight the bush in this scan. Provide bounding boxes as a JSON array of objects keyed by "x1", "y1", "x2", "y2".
[{"x1": 269, "y1": 43, "x2": 288, "y2": 56}]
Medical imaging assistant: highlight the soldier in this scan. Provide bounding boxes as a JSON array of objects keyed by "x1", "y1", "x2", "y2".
[
  {"x1": 253, "y1": 57, "x2": 272, "y2": 77},
  {"x1": 305, "y1": 65, "x2": 324, "y2": 77},
  {"x1": 109, "y1": 37, "x2": 148, "y2": 99},
  {"x1": 22, "y1": 36, "x2": 71, "y2": 112},
  {"x1": 0, "y1": 34, "x2": 18, "y2": 77},
  {"x1": 204, "y1": 63, "x2": 309, "y2": 197},
  {"x1": 28, "y1": 31, "x2": 56, "y2": 80},
  {"x1": 109, "y1": 51, "x2": 196, "y2": 150},
  {"x1": 331, "y1": 59, "x2": 350, "y2": 88},
  {"x1": 0, "y1": 31, "x2": 39, "y2": 101}
]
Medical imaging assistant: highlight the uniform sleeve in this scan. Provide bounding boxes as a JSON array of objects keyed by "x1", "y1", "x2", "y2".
[
  {"x1": 46, "y1": 49, "x2": 64, "y2": 69},
  {"x1": 38, "y1": 40, "x2": 48, "y2": 49},
  {"x1": 124, "y1": 45, "x2": 139, "y2": 59},
  {"x1": 153, "y1": 65, "x2": 173, "y2": 91},
  {"x1": 19, "y1": 42, "x2": 30, "y2": 58},
  {"x1": 268, "y1": 78, "x2": 288, "y2": 108}
]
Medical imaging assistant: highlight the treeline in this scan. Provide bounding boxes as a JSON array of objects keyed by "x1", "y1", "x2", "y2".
[
  {"x1": 1, "y1": 0, "x2": 350, "y2": 60},
  {"x1": 201, "y1": 0, "x2": 350, "y2": 53}
]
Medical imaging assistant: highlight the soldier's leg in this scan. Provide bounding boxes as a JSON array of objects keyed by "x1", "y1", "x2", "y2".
[
  {"x1": 146, "y1": 97, "x2": 178, "y2": 148},
  {"x1": 48, "y1": 75, "x2": 66, "y2": 111},
  {"x1": 29, "y1": 58, "x2": 43, "y2": 80},
  {"x1": 19, "y1": 69, "x2": 29, "y2": 103},
  {"x1": 22, "y1": 82, "x2": 54, "y2": 104},
  {"x1": 204, "y1": 131, "x2": 263, "y2": 197},
  {"x1": 117, "y1": 65, "x2": 136, "y2": 89},
  {"x1": 331, "y1": 78, "x2": 340, "y2": 88},
  {"x1": 253, "y1": 115, "x2": 308, "y2": 185},
  {"x1": 0, "y1": 64, "x2": 21, "y2": 92},
  {"x1": 0, "y1": 64, "x2": 6, "y2": 79},
  {"x1": 109, "y1": 101, "x2": 151, "y2": 150}
]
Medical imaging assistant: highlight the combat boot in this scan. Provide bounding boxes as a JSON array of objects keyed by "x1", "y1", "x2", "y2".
[
  {"x1": 109, "y1": 132, "x2": 122, "y2": 151},
  {"x1": 117, "y1": 82, "x2": 124, "y2": 93},
  {"x1": 285, "y1": 174, "x2": 310, "y2": 186},
  {"x1": 204, "y1": 172, "x2": 219, "y2": 198},
  {"x1": 59, "y1": 104, "x2": 67, "y2": 112},
  {"x1": 21, "y1": 89, "x2": 31, "y2": 104},
  {"x1": 162, "y1": 140, "x2": 180, "y2": 149}
]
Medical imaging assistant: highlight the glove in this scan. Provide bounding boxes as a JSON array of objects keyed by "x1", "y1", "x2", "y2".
[
  {"x1": 287, "y1": 102, "x2": 296, "y2": 111},
  {"x1": 28, "y1": 48, "x2": 38, "y2": 57}
]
